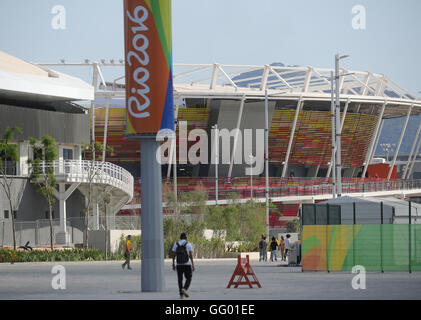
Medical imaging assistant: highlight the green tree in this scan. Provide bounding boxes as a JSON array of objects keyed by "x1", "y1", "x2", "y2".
[
  {"x1": 81, "y1": 141, "x2": 114, "y2": 249},
  {"x1": 28, "y1": 135, "x2": 58, "y2": 250},
  {"x1": 205, "y1": 200, "x2": 266, "y2": 242},
  {"x1": 285, "y1": 218, "x2": 300, "y2": 233},
  {"x1": 0, "y1": 126, "x2": 23, "y2": 250}
]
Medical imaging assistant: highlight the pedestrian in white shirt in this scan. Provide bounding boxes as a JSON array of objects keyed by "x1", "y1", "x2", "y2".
[{"x1": 171, "y1": 233, "x2": 195, "y2": 299}]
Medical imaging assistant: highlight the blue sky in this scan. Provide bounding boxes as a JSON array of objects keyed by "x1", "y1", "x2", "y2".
[{"x1": 0, "y1": 0, "x2": 420, "y2": 95}]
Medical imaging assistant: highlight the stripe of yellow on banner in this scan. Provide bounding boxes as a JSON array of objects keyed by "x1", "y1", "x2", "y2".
[{"x1": 302, "y1": 225, "x2": 362, "y2": 271}]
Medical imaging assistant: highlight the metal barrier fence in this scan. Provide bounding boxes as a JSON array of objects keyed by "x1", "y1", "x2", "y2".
[
  {"x1": 204, "y1": 179, "x2": 421, "y2": 200},
  {"x1": 0, "y1": 216, "x2": 141, "y2": 247},
  {"x1": 96, "y1": 215, "x2": 141, "y2": 230},
  {"x1": 0, "y1": 218, "x2": 84, "y2": 247},
  {"x1": 154, "y1": 179, "x2": 421, "y2": 203}
]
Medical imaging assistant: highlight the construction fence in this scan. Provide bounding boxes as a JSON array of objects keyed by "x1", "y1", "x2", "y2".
[{"x1": 301, "y1": 201, "x2": 421, "y2": 272}]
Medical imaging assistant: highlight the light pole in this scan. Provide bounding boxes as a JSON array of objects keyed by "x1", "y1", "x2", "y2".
[
  {"x1": 330, "y1": 71, "x2": 336, "y2": 199},
  {"x1": 213, "y1": 124, "x2": 219, "y2": 205},
  {"x1": 249, "y1": 154, "x2": 254, "y2": 200},
  {"x1": 264, "y1": 89, "x2": 270, "y2": 239},
  {"x1": 335, "y1": 54, "x2": 350, "y2": 197}
]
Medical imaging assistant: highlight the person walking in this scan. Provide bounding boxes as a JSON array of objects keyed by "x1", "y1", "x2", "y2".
[
  {"x1": 284, "y1": 234, "x2": 291, "y2": 262},
  {"x1": 172, "y1": 233, "x2": 195, "y2": 299},
  {"x1": 279, "y1": 235, "x2": 285, "y2": 261},
  {"x1": 121, "y1": 235, "x2": 132, "y2": 270},
  {"x1": 259, "y1": 236, "x2": 268, "y2": 262},
  {"x1": 269, "y1": 236, "x2": 278, "y2": 262}
]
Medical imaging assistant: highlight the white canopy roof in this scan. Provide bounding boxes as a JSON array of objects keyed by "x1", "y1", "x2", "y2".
[{"x1": 0, "y1": 51, "x2": 94, "y2": 102}]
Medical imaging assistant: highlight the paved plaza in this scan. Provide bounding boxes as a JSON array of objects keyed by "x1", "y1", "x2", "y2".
[{"x1": 0, "y1": 258, "x2": 420, "y2": 300}]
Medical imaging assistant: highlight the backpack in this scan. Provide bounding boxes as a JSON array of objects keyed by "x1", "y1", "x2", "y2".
[{"x1": 176, "y1": 242, "x2": 189, "y2": 264}]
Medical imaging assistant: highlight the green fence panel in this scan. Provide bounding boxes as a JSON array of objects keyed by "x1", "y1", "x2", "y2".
[
  {"x1": 303, "y1": 224, "x2": 420, "y2": 272},
  {"x1": 316, "y1": 205, "x2": 327, "y2": 225},
  {"x1": 411, "y1": 225, "x2": 421, "y2": 271},
  {"x1": 302, "y1": 204, "x2": 315, "y2": 226},
  {"x1": 353, "y1": 225, "x2": 381, "y2": 271},
  {"x1": 381, "y1": 225, "x2": 409, "y2": 271}
]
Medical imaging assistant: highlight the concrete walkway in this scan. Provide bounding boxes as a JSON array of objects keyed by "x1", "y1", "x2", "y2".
[{"x1": 0, "y1": 258, "x2": 420, "y2": 300}]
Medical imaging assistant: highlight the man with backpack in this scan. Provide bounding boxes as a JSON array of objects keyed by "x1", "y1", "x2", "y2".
[
  {"x1": 269, "y1": 236, "x2": 279, "y2": 262},
  {"x1": 171, "y1": 233, "x2": 195, "y2": 299},
  {"x1": 258, "y1": 236, "x2": 268, "y2": 262}
]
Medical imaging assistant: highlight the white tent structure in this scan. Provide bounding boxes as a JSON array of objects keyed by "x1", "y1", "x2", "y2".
[{"x1": 318, "y1": 196, "x2": 421, "y2": 224}]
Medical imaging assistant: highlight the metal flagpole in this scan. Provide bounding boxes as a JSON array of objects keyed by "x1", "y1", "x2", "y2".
[
  {"x1": 330, "y1": 71, "x2": 336, "y2": 198},
  {"x1": 335, "y1": 54, "x2": 342, "y2": 197},
  {"x1": 214, "y1": 124, "x2": 218, "y2": 205},
  {"x1": 265, "y1": 89, "x2": 270, "y2": 238}
]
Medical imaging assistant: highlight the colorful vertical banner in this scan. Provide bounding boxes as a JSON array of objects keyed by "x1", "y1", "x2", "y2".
[{"x1": 124, "y1": 0, "x2": 174, "y2": 135}]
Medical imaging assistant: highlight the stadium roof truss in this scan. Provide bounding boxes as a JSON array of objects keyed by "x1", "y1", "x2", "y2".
[
  {"x1": 34, "y1": 61, "x2": 421, "y2": 181},
  {"x1": 36, "y1": 62, "x2": 421, "y2": 119}
]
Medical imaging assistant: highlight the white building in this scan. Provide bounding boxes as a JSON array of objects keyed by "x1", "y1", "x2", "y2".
[{"x1": 0, "y1": 51, "x2": 133, "y2": 247}]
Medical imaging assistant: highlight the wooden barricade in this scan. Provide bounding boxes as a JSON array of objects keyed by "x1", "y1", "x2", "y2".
[{"x1": 227, "y1": 254, "x2": 261, "y2": 289}]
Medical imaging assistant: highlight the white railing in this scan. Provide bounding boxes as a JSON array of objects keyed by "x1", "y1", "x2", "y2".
[{"x1": 31, "y1": 160, "x2": 134, "y2": 199}]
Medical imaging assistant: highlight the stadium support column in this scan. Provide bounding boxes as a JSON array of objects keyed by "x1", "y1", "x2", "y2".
[
  {"x1": 102, "y1": 96, "x2": 110, "y2": 162},
  {"x1": 265, "y1": 90, "x2": 270, "y2": 238},
  {"x1": 408, "y1": 128, "x2": 421, "y2": 179},
  {"x1": 362, "y1": 102, "x2": 386, "y2": 178},
  {"x1": 55, "y1": 183, "x2": 80, "y2": 245},
  {"x1": 228, "y1": 95, "x2": 246, "y2": 177},
  {"x1": 387, "y1": 104, "x2": 413, "y2": 180},
  {"x1": 167, "y1": 96, "x2": 182, "y2": 179},
  {"x1": 282, "y1": 97, "x2": 302, "y2": 177},
  {"x1": 91, "y1": 62, "x2": 98, "y2": 160},
  {"x1": 403, "y1": 118, "x2": 421, "y2": 179},
  {"x1": 141, "y1": 136, "x2": 165, "y2": 291}
]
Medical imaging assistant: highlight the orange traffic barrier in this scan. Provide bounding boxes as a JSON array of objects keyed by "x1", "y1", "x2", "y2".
[{"x1": 227, "y1": 255, "x2": 261, "y2": 289}]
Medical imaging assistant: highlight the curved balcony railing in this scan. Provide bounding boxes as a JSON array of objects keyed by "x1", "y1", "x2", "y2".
[{"x1": 31, "y1": 160, "x2": 134, "y2": 200}]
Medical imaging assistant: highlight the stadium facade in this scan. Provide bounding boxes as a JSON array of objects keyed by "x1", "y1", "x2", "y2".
[
  {"x1": 75, "y1": 62, "x2": 421, "y2": 227},
  {"x1": 13, "y1": 60, "x2": 421, "y2": 230},
  {"x1": 92, "y1": 63, "x2": 421, "y2": 178}
]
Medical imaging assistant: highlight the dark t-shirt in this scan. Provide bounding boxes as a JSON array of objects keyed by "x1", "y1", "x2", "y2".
[{"x1": 270, "y1": 240, "x2": 278, "y2": 251}]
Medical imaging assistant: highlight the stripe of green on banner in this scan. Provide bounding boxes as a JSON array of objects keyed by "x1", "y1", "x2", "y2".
[{"x1": 150, "y1": 0, "x2": 171, "y2": 70}]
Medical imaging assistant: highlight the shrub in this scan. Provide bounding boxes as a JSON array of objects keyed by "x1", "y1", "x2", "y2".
[
  {"x1": 0, "y1": 248, "x2": 107, "y2": 263},
  {"x1": 205, "y1": 201, "x2": 266, "y2": 242},
  {"x1": 286, "y1": 218, "x2": 300, "y2": 233},
  {"x1": 229, "y1": 242, "x2": 258, "y2": 253}
]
